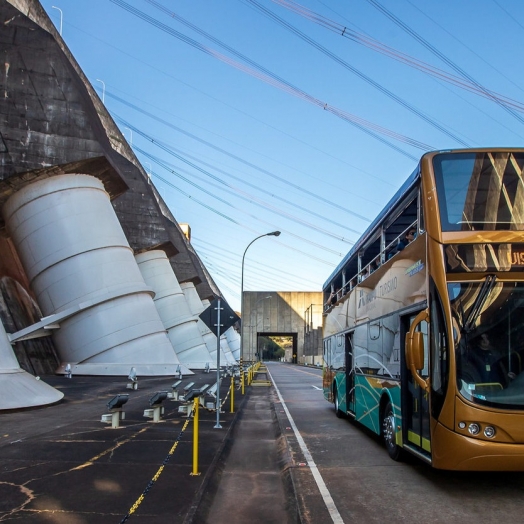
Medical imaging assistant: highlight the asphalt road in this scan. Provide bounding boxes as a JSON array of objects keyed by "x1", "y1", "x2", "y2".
[{"x1": 268, "y1": 362, "x2": 524, "y2": 524}]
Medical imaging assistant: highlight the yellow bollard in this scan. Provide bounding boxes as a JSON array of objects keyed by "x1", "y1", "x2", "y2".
[
  {"x1": 230, "y1": 376, "x2": 234, "y2": 413},
  {"x1": 191, "y1": 396, "x2": 200, "y2": 476}
]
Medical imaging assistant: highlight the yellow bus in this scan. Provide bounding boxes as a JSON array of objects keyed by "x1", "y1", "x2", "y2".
[{"x1": 323, "y1": 148, "x2": 524, "y2": 470}]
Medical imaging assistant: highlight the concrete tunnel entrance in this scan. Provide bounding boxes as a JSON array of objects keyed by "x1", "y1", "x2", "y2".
[{"x1": 255, "y1": 332, "x2": 297, "y2": 363}]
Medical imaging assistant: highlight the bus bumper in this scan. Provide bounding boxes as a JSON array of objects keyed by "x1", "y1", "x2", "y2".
[{"x1": 431, "y1": 422, "x2": 524, "y2": 471}]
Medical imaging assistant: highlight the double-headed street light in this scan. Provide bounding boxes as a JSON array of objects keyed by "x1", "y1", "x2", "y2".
[{"x1": 240, "y1": 231, "x2": 281, "y2": 370}]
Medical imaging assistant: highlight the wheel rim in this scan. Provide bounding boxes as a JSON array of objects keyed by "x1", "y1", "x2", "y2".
[{"x1": 383, "y1": 410, "x2": 395, "y2": 450}]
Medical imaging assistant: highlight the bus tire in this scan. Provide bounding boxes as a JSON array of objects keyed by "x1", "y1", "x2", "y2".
[
  {"x1": 333, "y1": 385, "x2": 344, "y2": 418},
  {"x1": 382, "y1": 401, "x2": 402, "y2": 461}
]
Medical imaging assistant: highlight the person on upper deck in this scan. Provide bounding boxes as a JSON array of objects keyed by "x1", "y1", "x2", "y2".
[{"x1": 396, "y1": 228, "x2": 416, "y2": 252}]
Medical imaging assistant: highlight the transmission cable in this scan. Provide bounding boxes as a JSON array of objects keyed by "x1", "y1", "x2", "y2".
[
  {"x1": 107, "y1": 90, "x2": 378, "y2": 219},
  {"x1": 273, "y1": 0, "x2": 524, "y2": 113},
  {"x1": 364, "y1": 0, "x2": 524, "y2": 126},
  {"x1": 110, "y1": 0, "x2": 431, "y2": 159},
  {"x1": 242, "y1": 0, "x2": 471, "y2": 146}
]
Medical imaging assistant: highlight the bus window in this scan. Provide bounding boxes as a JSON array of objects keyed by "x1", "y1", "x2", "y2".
[
  {"x1": 433, "y1": 151, "x2": 524, "y2": 231},
  {"x1": 452, "y1": 281, "x2": 524, "y2": 409}
]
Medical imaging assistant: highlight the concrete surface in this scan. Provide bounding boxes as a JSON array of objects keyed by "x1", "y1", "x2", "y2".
[{"x1": 0, "y1": 368, "x2": 297, "y2": 523}]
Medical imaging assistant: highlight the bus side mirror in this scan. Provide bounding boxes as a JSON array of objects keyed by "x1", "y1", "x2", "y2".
[{"x1": 405, "y1": 308, "x2": 429, "y2": 393}]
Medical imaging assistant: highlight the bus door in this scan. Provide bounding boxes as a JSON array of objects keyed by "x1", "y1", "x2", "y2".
[
  {"x1": 346, "y1": 332, "x2": 355, "y2": 413},
  {"x1": 402, "y1": 311, "x2": 431, "y2": 458}
]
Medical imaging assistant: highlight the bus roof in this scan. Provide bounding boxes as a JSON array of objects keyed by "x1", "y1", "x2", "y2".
[{"x1": 323, "y1": 163, "x2": 420, "y2": 291}]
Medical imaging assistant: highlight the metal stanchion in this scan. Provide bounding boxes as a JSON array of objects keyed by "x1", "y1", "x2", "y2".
[
  {"x1": 191, "y1": 397, "x2": 200, "y2": 476},
  {"x1": 230, "y1": 375, "x2": 235, "y2": 413},
  {"x1": 240, "y1": 357, "x2": 245, "y2": 395}
]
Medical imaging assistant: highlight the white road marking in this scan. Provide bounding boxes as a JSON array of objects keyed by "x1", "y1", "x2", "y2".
[
  {"x1": 268, "y1": 368, "x2": 345, "y2": 524},
  {"x1": 312, "y1": 385, "x2": 322, "y2": 390}
]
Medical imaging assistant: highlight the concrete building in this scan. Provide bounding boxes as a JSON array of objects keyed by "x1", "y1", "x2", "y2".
[{"x1": 242, "y1": 291, "x2": 323, "y2": 365}]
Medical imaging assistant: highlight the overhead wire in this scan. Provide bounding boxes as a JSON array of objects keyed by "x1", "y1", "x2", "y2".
[
  {"x1": 241, "y1": 0, "x2": 471, "y2": 147},
  {"x1": 272, "y1": 0, "x2": 524, "y2": 114},
  {"x1": 132, "y1": 140, "x2": 357, "y2": 246},
  {"x1": 110, "y1": 0, "x2": 431, "y2": 160},
  {"x1": 144, "y1": 0, "x2": 431, "y2": 150},
  {"x1": 364, "y1": 0, "x2": 524, "y2": 126},
  {"x1": 128, "y1": 123, "x2": 366, "y2": 234},
  {"x1": 135, "y1": 143, "x2": 350, "y2": 263},
  {"x1": 406, "y1": 0, "x2": 524, "y2": 102},
  {"x1": 106, "y1": 90, "x2": 377, "y2": 220},
  {"x1": 71, "y1": 17, "x2": 397, "y2": 192},
  {"x1": 490, "y1": 0, "x2": 524, "y2": 33},
  {"x1": 194, "y1": 237, "x2": 322, "y2": 288},
  {"x1": 160, "y1": 143, "x2": 363, "y2": 235}
]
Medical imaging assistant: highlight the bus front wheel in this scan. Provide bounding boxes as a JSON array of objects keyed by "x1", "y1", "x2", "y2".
[{"x1": 382, "y1": 401, "x2": 402, "y2": 461}]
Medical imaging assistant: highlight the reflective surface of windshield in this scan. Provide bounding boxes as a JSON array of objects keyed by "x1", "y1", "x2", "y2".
[
  {"x1": 450, "y1": 281, "x2": 524, "y2": 408},
  {"x1": 433, "y1": 152, "x2": 524, "y2": 232}
]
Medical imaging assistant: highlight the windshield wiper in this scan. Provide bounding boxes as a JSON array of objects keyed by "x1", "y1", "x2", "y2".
[{"x1": 462, "y1": 275, "x2": 497, "y2": 333}]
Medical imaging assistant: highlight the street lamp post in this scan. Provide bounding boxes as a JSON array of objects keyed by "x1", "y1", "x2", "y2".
[
  {"x1": 51, "y1": 6, "x2": 62, "y2": 36},
  {"x1": 96, "y1": 79, "x2": 105, "y2": 104},
  {"x1": 240, "y1": 231, "x2": 280, "y2": 393}
]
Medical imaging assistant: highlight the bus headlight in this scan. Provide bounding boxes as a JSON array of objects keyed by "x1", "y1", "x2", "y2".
[
  {"x1": 468, "y1": 423, "x2": 480, "y2": 435},
  {"x1": 458, "y1": 421, "x2": 466, "y2": 429},
  {"x1": 484, "y1": 426, "x2": 496, "y2": 438}
]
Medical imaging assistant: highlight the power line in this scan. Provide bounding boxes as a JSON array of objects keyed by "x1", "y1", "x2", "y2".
[
  {"x1": 365, "y1": 0, "x2": 524, "y2": 126},
  {"x1": 106, "y1": 90, "x2": 376, "y2": 221},
  {"x1": 274, "y1": 0, "x2": 524, "y2": 115},
  {"x1": 243, "y1": 0, "x2": 471, "y2": 146},
  {"x1": 132, "y1": 141, "x2": 357, "y2": 246},
  {"x1": 110, "y1": 0, "x2": 431, "y2": 159}
]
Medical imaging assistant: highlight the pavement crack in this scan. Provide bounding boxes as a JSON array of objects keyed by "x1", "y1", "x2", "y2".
[
  {"x1": 69, "y1": 426, "x2": 149, "y2": 472},
  {"x1": 0, "y1": 482, "x2": 35, "y2": 522}
]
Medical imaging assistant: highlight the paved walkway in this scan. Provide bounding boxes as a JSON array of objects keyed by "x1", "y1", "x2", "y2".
[{"x1": 197, "y1": 383, "x2": 296, "y2": 523}]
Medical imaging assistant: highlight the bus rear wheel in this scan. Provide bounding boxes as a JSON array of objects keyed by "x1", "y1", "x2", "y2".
[{"x1": 382, "y1": 401, "x2": 402, "y2": 461}]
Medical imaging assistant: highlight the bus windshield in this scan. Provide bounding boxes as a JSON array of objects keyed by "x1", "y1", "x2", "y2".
[
  {"x1": 433, "y1": 151, "x2": 524, "y2": 232},
  {"x1": 450, "y1": 281, "x2": 524, "y2": 409}
]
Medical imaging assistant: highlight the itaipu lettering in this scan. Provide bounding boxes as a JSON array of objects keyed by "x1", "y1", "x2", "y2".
[
  {"x1": 379, "y1": 277, "x2": 397, "y2": 297},
  {"x1": 358, "y1": 277, "x2": 398, "y2": 309},
  {"x1": 358, "y1": 289, "x2": 376, "y2": 309},
  {"x1": 405, "y1": 260, "x2": 424, "y2": 277}
]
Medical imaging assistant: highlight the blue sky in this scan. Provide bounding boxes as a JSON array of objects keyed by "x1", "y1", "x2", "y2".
[{"x1": 40, "y1": 0, "x2": 524, "y2": 311}]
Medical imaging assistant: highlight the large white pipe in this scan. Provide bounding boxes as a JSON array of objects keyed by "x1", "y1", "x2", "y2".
[
  {"x1": 0, "y1": 320, "x2": 63, "y2": 410},
  {"x1": 3, "y1": 175, "x2": 190, "y2": 376},
  {"x1": 135, "y1": 250, "x2": 213, "y2": 369},
  {"x1": 180, "y1": 282, "x2": 232, "y2": 365},
  {"x1": 226, "y1": 327, "x2": 241, "y2": 361}
]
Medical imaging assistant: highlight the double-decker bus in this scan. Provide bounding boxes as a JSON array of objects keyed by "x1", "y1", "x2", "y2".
[{"x1": 323, "y1": 148, "x2": 524, "y2": 470}]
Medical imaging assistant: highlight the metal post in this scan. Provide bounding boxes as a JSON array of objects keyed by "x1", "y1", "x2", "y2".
[
  {"x1": 214, "y1": 298, "x2": 222, "y2": 429},
  {"x1": 230, "y1": 375, "x2": 234, "y2": 413},
  {"x1": 191, "y1": 396, "x2": 200, "y2": 476},
  {"x1": 240, "y1": 356, "x2": 244, "y2": 395}
]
